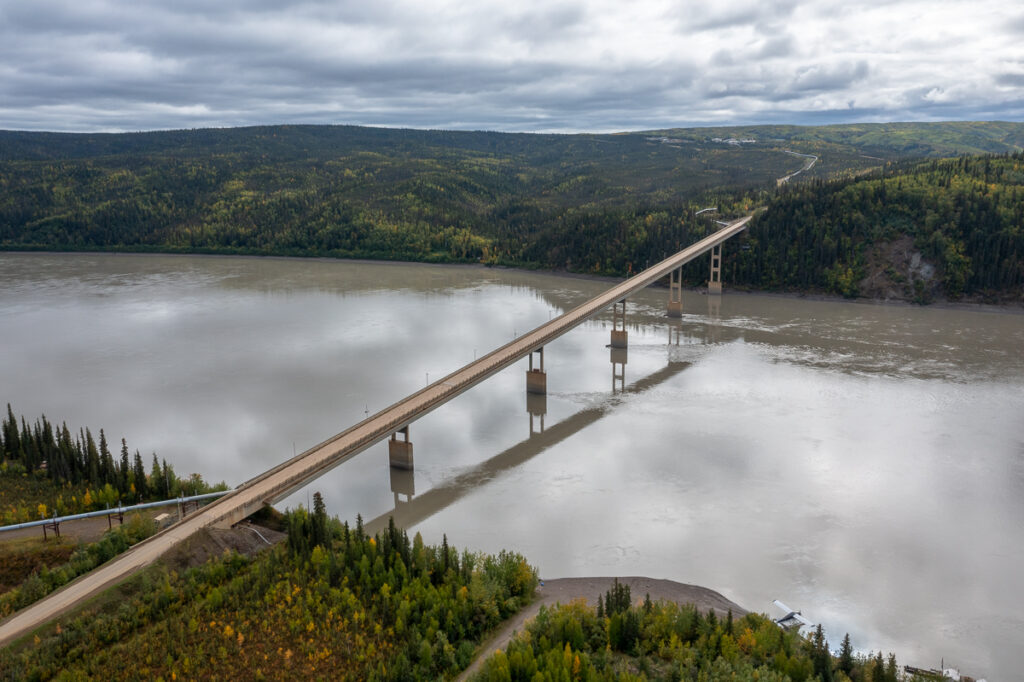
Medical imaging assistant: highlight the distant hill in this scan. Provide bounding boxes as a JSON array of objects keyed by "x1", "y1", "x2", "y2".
[
  {"x1": 650, "y1": 121, "x2": 1024, "y2": 157},
  {"x1": 1, "y1": 122, "x2": 1022, "y2": 301}
]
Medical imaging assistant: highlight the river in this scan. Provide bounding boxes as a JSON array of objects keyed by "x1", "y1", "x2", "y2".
[{"x1": 1, "y1": 252, "x2": 1022, "y2": 679}]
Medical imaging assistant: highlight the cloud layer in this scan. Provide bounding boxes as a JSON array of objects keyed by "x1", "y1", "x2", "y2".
[{"x1": 1, "y1": 0, "x2": 1022, "y2": 132}]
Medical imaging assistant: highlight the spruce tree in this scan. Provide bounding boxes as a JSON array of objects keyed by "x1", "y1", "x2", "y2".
[
  {"x1": 811, "y1": 624, "x2": 833, "y2": 682},
  {"x1": 132, "y1": 450, "x2": 148, "y2": 500},
  {"x1": 3, "y1": 403, "x2": 20, "y2": 459},
  {"x1": 99, "y1": 429, "x2": 115, "y2": 485},
  {"x1": 151, "y1": 454, "x2": 165, "y2": 498},
  {"x1": 85, "y1": 428, "x2": 100, "y2": 483},
  {"x1": 119, "y1": 438, "x2": 131, "y2": 496},
  {"x1": 838, "y1": 633, "x2": 854, "y2": 675},
  {"x1": 162, "y1": 459, "x2": 177, "y2": 496},
  {"x1": 311, "y1": 491, "x2": 328, "y2": 548}
]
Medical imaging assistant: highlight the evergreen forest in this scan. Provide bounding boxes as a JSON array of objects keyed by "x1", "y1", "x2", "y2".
[
  {"x1": 0, "y1": 404, "x2": 228, "y2": 525},
  {"x1": 474, "y1": 578, "x2": 915, "y2": 681},
  {"x1": 1, "y1": 122, "x2": 1022, "y2": 302},
  {"x1": 0, "y1": 502, "x2": 540, "y2": 681}
]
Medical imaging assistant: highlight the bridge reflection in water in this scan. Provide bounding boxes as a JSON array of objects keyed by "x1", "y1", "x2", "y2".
[{"x1": 367, "y1": 358, "x2": 694, "y2": 536}]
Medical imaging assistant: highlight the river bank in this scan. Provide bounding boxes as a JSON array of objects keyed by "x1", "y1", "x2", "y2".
[{"x1": 6, "y1": 248, "x2": 1022, "y2": 314}]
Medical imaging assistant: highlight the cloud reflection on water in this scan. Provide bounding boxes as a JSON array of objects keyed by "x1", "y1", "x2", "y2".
[{"x1": 1, "y1": 252, "x2": 1022, "y2": 679}]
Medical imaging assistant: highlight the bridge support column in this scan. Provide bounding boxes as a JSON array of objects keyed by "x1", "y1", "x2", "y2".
[
  {"x1": 526, "y1": 347, "x2": 546, "y2": 394},
  {"x1": 389, "y1": 426, "x2": 414, "y2": 470},
  {"x1": 668, "y1": 268, "x2": 683, "y2": 317},
  {"x1": 610, "y1": 299, "x2": 628, "y2": 348},
  {"x1": 708, "y1": 243, "x2": 723, "y2": 295}
]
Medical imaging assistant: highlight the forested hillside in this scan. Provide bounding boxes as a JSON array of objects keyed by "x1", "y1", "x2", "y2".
[
  {"x1": 1, "y1": 122, "x2": 1023, "y2": 301},
  {"x1": 729, "y1": 153, "x2": 1024, "y2": 302},
  {"x1": 0, "y1": 504, "x2": 539, "y2": 681}
]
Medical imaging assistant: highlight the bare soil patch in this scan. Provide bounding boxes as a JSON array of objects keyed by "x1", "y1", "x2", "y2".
[{"x1": 161, "y1": 522, "x2": 286, "y2": 573}]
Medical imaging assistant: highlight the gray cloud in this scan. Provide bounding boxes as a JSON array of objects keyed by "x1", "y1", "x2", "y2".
[
  {"x1": 996, "y1": 73, "x2": 1024, "y2": 88},
  {"x1": 0, "y1": 0, "x2": 1021, "y2": 132},
  {"x1": 789, "y1": 61, "x2": 870, "y2": 94},
  {"x1": 676, "y1": 0, "x2": 801, "y2": 32},
  {"x1": 756, "y1": 35, "x2": 796, "y2": 59}
]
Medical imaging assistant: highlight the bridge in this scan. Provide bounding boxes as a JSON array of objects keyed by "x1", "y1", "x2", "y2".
[{"x1": 0, "y1": 214, "x2": 750, "y2": 646}]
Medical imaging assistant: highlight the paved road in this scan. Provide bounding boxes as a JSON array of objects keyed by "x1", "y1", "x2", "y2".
[
  {"x1": 777, "y1": 150, "x2": 819, "y2": 185},
  {"x1": 0, "y1": 215, "x2": 750, "y2": 647}
]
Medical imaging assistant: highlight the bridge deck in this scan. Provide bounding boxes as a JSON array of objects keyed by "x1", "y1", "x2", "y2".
[{"x1": 0, "y1": 215, "x2": 750, "y2": 646}]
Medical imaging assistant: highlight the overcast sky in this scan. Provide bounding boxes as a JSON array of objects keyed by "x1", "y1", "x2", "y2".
[{"x1": 1, "y1": 0, "x2": 1022, "y2": 133}]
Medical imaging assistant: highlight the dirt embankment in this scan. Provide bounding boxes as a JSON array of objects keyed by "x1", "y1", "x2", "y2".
[{"x1": 162, "y1": 522, "x2": 287, "y2": 572}]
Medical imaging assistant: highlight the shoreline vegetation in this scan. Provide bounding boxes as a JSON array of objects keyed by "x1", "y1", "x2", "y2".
[{"x1": 5, "y1": 247, "x2": 1022, "y2": 315}]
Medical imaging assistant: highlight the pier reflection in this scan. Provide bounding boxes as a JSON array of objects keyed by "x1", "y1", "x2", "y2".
[
  {"x1": 365, "y1": 359, "x2": 692, "y2": 535},
  {"x1": 389, "y1": 466, "x2": 415, "y2": 507},
  {"x1": 610, "y1": 347, "x2": 627, "y2": 393},
  {"x1": 527, "y1": 392, "x2": 547, "y2": 436}
]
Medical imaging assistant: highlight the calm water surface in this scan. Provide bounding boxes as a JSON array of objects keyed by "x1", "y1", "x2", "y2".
[{"x1": 1, "y1": 252, "x2": 1022, "y2": 679}]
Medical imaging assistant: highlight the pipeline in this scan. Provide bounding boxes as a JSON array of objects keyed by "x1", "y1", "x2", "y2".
[{"x1": 0, "y1": 490, "x2": 232, "y2": 533}]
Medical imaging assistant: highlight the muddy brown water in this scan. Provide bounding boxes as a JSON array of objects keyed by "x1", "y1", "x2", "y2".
[{"x1": 1, "y1": 252, "x2": 1022, "y2": 678}]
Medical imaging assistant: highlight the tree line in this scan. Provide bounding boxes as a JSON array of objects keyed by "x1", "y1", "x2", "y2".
[{"x1": 1, "y1": 404, "x2": 226, "y2": 523}]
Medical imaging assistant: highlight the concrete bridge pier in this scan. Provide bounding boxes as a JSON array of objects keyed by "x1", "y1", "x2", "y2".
[
  {"x1": 668, "y1": 268, "x2": 683, "y2": 317},
  {"x1": 527, "y1": 392, "x2": 547, "y2": 435},
  {"x1": 610, "y1": 347, "x2": 627, "y2": 393},
  {"x1": 526, "y1": 347, "x2": 547, "y2": 394},
  {"x1": 389, "y1": 426, "x2": 414, "y2": 470},
  {"x1": 708, "y1": 243, "x2": 723, "y2": 295},
  {"x1": 610, "y1": 299, "x2": 628, "y2": 348}
]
